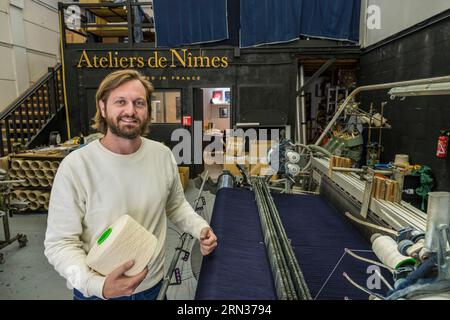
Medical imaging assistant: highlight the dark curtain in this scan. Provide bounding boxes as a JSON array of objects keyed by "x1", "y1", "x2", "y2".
[
  {"x1": 240, "y1": 0, "x2": 361, "y2": 48},
  {"x1": 240, "y1": 0, "x2": 302, "y2": 47},
  {"x1": 300, "y1": 0, "x2": 361, "y2": 43},
  {"x1": 153, "y1": 0, "x2": 228, "y2": 48}
]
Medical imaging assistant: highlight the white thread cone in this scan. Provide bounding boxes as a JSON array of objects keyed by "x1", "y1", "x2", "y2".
[{"x1": 86, "y1": 214, "x2": 157, "y2": 277}]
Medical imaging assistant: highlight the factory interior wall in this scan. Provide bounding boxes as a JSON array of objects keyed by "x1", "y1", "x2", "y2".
[
  {"x1": 361, "y1": 0, "x2": 450, "y2": 48},
  {"x1": 64, "y1": 48, "x2": 296, "y2": 149},
  {"x1": 358, "y1": 17, "x2": 450, "y2": 191},
  {"x1": 0, "y1": 0, "x2": 60, "y2": 111}
]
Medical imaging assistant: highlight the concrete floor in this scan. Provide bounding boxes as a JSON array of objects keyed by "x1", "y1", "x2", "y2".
[{"x1": 0, "y1": 178, "x2": 215, "y2": 300}]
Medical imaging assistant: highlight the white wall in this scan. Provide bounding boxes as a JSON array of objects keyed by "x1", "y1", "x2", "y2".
[
  {"x1": 0, "y1": 0, "x2": 60, "y2": 111},
  {"x1": 361, "y1": 0, "x2": 450, "y2": 48}
]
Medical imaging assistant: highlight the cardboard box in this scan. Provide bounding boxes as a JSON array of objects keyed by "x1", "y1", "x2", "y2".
[
  {"x1": 66, "y1": 31, "x2": 86, "y2": 44},
  {"x1": 178, "y1": 167, "x2": 189, "y2": 191}
]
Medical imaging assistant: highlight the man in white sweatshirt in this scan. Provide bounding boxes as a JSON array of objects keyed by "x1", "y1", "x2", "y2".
[{"x1": 44, "y1": 69, "x2": 217, "y2": 300}]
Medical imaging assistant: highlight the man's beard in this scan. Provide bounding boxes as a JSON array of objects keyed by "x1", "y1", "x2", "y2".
[{"x1": 105, "y1": 114, "x2": 148, "y2": 139}]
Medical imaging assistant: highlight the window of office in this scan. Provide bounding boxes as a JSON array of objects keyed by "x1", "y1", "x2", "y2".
[{"x1": 151, "y1": 90, "x2": 181, "y2": 124}]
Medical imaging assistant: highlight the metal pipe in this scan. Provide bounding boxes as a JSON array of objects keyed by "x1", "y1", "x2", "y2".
[
  {"x1": 425, "y1": 192, "x2": 450, "y2": 252},
  {"x1": 217, "y1": 171, "x2": 234, "y2": 191},
  {"x1": 332, "y1": 167, "x2": 393, "y2": 175},
  {"x1": 259, "y1": 183, "x2": 297, "y2": 299},
  {"x1": 253, "y1": 178, "x2": 312, "y2": 299},
  {"x1": 315, "y1": 75, "x2": 450, "y2": 146},
  {"x1": 1, "y1": 210, "x2": 10, "y2": 240},
  {"x1": 300, "y1": 64, "x2": 307, "y2": 145},
  {"x1": 260, "y1": 179, "x2": 311, "y2": 299},
  {"x1": 193, "y1": 171, "x2": 209, "y2": 210},
  {"x1": 307, "y1": 144, "x2": 333, "y2": 158},
  {"x1": 296, "y1": 65, "x2": 302, "y2": 143},
  {"x1": 253, "y1": 178, "x2": 295, "y2": 299},
  {"x1": 255, "y1": 179, "x2": 294, "y2": 298}
]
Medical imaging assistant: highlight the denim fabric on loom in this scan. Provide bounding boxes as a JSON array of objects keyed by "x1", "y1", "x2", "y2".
[{"x1": 195, "y1": 188, "x2": 390, "y2": 300}]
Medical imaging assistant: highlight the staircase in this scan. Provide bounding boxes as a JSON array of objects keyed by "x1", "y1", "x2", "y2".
[{"x1": 0, "y1": 65, "x2": 65, "y2": 157}]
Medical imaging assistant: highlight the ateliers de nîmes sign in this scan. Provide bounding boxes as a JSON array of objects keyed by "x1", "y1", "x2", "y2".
[{"x1": 76, "y1": 49, "x2": 229, "y2": 81}]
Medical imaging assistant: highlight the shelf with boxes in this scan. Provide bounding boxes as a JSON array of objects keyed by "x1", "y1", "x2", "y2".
[{"x1": 8, "y1": 155, "x2": 64, "y2": 212}]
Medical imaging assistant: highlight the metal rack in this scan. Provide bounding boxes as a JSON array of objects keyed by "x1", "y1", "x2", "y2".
[{"x1": 0, "y1": 173, "x2": 28, "y2": 264}]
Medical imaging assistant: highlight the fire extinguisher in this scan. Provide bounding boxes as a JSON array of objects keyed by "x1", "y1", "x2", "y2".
[{"x1": 436, "y1": 130, "x2": 450, "y2": 158}]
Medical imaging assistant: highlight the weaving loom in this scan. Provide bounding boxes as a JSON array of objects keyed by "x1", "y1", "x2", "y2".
[{"x1": 195, "y1": 187, "x2": 390, "y2": 300}]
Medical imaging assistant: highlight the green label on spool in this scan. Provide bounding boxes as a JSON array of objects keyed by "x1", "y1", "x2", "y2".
[
  {"x1": 97, "y1": 227, "x2": 112, "y2": 245},
  {"x1": 395, "y1": 257, "x2": 416, "y2": 269}
]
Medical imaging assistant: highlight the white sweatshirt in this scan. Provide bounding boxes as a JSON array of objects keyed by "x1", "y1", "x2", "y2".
[{"x1": 44, "y1": 137, "x2": 209, "y2": 299}]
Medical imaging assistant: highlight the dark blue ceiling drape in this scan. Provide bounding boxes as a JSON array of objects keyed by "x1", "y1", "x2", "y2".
[
  {"x1": 153, "y1": 0, "x2": 360, "y2": 48},
  {"x1": 240, "y1": 0, "x2": 302, "y2": 47},
  {"x1": 300, "y1": 0, "x2": 361, "y2": 43},
  {"x1": 240, "y1": 0, "x2": 361, "y2": 48},
  {"x1": 153, "y1": 0, "x2": 228, "y2": 48}
]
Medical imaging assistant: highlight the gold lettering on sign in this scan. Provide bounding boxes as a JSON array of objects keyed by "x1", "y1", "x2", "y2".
[
  {"x1": 76, "y1": 49, "x2": 229, "y2": 70},
  {"x1": 77, "y1": 50, "x2": 92, "y2": 68}
]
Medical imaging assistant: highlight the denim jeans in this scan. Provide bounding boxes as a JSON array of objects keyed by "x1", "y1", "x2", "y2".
[{"x1": 73, "y1": 280, "x2": 163, "y2": 300}]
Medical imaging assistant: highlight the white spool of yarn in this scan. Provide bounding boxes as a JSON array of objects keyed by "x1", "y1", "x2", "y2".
[
  {"x1": 371, "y1": 234, "x2": 415, "y2": 270},
  {"x1": 86, "y1": 215, "x2": 158, "y2": 277}
]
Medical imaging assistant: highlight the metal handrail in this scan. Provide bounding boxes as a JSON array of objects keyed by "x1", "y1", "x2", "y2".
[
  {"x1": 0, "y1": 64, "x2": 63, "y2": 156},
  {"x1": 0, "y1": 64, "x2": 61, "y2": 119},
  {"x1": 315, "y1": 75, "x2": 450, "y2": 146}
]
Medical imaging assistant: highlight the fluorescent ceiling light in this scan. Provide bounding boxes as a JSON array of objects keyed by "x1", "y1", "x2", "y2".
[{"x1": 388, "y1": 82, "x2": 450, "y2": 99}]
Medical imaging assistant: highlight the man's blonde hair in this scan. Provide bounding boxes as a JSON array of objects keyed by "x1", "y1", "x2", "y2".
[{"x1": 92, "y1": 69, "x2": 154, "y2": 134}]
